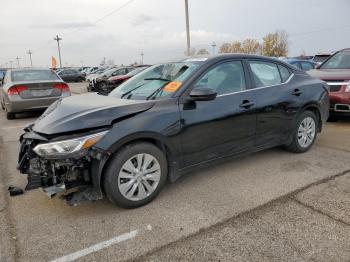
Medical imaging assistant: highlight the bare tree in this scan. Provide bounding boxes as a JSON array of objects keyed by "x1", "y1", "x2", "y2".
[
  {"x1": 262, "y1": 30, "x2": 288, "y2": 57},
  {"x1": 219, "y1": 43, "x2": 232, "y2": 53},
  {"x1": 241, "y1": 39, "x2": 261, "y2": 54}
]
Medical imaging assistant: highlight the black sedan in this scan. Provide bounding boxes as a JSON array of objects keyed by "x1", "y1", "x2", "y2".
[
  {"x1": 57, "y1": 68, "x2": 85, "y2": 82},
  {"x1": 17, "y1": 54, "x2": 329, "y2": 208}
]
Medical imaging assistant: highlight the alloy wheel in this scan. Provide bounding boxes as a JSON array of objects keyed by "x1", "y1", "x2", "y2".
[
  {"x1": 297, "y1": 116, "x2": 316, "y2": 148},
  {"x1": 118, "y1": 153, "x2": 161, "y2": 201}
]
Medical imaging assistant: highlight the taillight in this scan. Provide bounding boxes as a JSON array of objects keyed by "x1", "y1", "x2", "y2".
[
  {"x1": 7, "y1": 85, "x2": 28, "y2": 96},
  {"x1": 54, "y1": 83, "x2": 70, "y2": 92}
]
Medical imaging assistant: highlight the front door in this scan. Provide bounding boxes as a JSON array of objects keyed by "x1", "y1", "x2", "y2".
[{"x1": 179, "y1": 60, "x2": 257, "y2": 167}]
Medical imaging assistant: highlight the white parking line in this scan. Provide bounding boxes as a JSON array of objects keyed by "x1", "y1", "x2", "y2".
[
  {"x1": 0, "y1": 125, "x2": 25, "y2": 130},
  {"x1": 50, "y1": 229, "x2": 139, "y2": 262}
]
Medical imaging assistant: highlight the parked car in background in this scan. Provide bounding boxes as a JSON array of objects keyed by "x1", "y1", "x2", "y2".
[
  {"x1": 0, "y1": 68, "x2": 7, "y2": 81},
  {"x1": 17, "y1": 54, "x2": 329, "y2": 208},
  {"x1": 0, "y1": 68, "x2": 70, "y2": 119},
  {"x1": 284, "y1": 58, "x2": 317, "y2": 71},
  {"x1": 103, "y1": 66, "x2": 151, "y2": 93},
  {"x1": 85, "y1": 67, "x2": 111, "y2": 82},
  {"x1": 308, "y1": 48, "x2": 350, "y2": 120},
  {"x1": 312, "y1": 53, "x2": 332, "y2": 65},
  {"x1": 87, "y1": 66, "x2": 135, "y2": 92},
  {"x1": 57, "y1": 68, "x2": 85, "y2": 82}
]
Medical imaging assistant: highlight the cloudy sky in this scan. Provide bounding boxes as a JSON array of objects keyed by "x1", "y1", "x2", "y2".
[{"x1": 0, "y1": 0, "x2": 349, "y2": 67}]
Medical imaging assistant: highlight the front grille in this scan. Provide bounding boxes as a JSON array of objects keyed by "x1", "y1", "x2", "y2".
[{"x1": 329, "y1": 85, "x2": 342, "y2": 92}]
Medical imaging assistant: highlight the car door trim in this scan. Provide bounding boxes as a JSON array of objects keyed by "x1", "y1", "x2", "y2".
[{"x1": 217, "y1": 73, "x2": 294, "y2": 97}]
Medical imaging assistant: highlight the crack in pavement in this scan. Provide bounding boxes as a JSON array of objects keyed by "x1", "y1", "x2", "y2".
[{"x1": 291, "y1": 197, "x2": 350, "y2": 227}]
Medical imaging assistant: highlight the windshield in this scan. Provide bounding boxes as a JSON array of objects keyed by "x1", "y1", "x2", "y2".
[
  {"x1": 321, "y1": 51, "x2": 350, "y2": 69},
  {"x1": 109, "y1": 62, "x2": 200, "y2": 100},
  {"x1": 11, "y1": 70, "x2": 60, "y2": 81}
]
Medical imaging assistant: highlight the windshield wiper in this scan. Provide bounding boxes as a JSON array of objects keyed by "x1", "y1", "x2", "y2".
[
  {"x1": 120, "y1": 83, "x2": 146, "y2": 99},
  {"x1": 146, "y1": 81, "x2": 171, "y2": 100},
  {"x1": 144, "y1": 77, "x2": 171, "y2": 81}
]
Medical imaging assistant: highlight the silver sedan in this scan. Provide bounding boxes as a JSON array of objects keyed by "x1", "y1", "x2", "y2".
[{"x1": 0, "y1": 68, "x2": 71, "y2": 119}]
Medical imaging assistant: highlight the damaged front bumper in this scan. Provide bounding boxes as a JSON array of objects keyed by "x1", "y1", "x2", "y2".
[{"x1": 17, "y1": 128, "x2": 110, "y2": 205}]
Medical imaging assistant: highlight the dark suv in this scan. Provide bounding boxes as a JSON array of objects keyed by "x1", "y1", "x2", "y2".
[{"x1": 17, "y1": 55, "x2": 329, "y2": 208}]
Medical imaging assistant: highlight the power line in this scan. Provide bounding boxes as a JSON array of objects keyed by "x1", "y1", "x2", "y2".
[{"x1": 62, "y1": 0, "x2": 137, "y2": 37}]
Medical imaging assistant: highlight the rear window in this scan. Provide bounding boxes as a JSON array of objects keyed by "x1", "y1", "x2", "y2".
[{"x1": 11, "y1": 70, "x2": 60, "y2": 82}]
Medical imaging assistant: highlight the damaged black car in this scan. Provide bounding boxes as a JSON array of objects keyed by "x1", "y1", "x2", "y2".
[{"x1": 17, "y1": 54, "x2": 329, "y2": 208}]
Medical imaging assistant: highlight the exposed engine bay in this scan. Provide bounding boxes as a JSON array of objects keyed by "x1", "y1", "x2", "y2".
[{"x1": 17, "y1": 125, "x2": 108, "y2": 205}]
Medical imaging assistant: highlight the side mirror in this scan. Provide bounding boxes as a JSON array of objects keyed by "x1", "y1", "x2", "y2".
[{"x1": 190, "y1": 87, "x2": 217, "y2": 101}]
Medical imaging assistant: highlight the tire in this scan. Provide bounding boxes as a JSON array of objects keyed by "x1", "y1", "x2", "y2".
[
  {"x1": 6, "y1": 112, "x2": 15, "y2": 120},
  {"x1": 285, "y1": 111, "x2": 318, "y2": 153},
  {"x1": 1, "y1": 100, "x2": 4, "y2": 110},
  {"x1": 103, "y1": 142, "x2": 168, "y2": 208}
]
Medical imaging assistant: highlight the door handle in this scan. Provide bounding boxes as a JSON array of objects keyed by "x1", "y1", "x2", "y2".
[
  {"x1": 292, "y1": 89, "x2": 302, "y2": 96},
  {"x1": 239, "y1": 100, "x2": 255, "y2": 109}
]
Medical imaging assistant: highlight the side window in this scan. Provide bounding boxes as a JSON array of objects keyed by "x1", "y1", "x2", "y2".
[
  {"x1": 193, "y1": 61, "x2": 246, "y2": 95},
  {"x1": 278, "y1": 64, "x2": 291, "y2": 82},
  {"x1": 249, "y1": 61, "x2": 282, "y2": 87},
  {"x1": 301, "y1": 62, "x2": 314, "y2": 71}
]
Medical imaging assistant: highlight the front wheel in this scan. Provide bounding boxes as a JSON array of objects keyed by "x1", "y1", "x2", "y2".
[
  {"x1": 103, "y1": 142, "x2": 168, "y2": 208},
  {"x1": 285, "y1": 111, "x2": 318, "y2": 153}
]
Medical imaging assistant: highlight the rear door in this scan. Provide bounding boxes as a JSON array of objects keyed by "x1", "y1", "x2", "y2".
[
  {"x1": 179, "y1": 60, "x2": 257, "y2": 167},
  {"x1": 247, "y1": 60, "x2": 304, "y2": 147}
]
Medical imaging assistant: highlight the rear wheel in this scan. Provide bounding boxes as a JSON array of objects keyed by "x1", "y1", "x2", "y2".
[
  {"x1": 6, "y1": 112, "x2": 15, "y2": 120},
  {"x1": 103, "y1": 142, "x2": 168, "y2": 208},
  {"x1": 285, "y1": 111, "x2": 317, "y2": 153}
]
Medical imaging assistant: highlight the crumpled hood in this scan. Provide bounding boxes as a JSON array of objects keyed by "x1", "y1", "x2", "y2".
[
  {"x1": 33, "y1": 93, "x2": 155, "y2": 135},
  {"x1": 308, "y1": 69, "x2": 350, "y2": 81}
]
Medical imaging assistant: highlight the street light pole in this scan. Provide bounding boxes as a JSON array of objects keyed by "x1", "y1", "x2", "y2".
[
  {"x1": 184, "y1": 0, "x2": 191, "y2": 56},
  {"x1": 16, "y1": 56, "x2": 20, "y2": 68},
  {"x1": 140, "y1": 51, "x2": 144, "y2": 65},
  {"x1": 27, "y1": 50, "x2": 33, "y2": 67},
  {"x1": 54, "y1": 35, "x2": 63, "y2": 68},
  {"x1": 211, "y1": 42, "x2": 216, "y2": 55}
]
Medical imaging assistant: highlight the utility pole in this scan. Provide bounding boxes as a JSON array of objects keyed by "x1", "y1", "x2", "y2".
[
  {"x1": 184, "y1": 0, "x2": 191, "y2": 56},
  {"x1": 27, "y1": 50, "x2": 33, "y2": 67},
  {"x1": 140, "y1": 51, "x2": 144, "y2": 65},
  {"x1": 211, "y1": 42, "x2": 216, "y2": 55},
  {"x1": 54, "y1": 35, "x2": 63, "y2": 68},
  {"x1": 16, "y1": 56, "x2": 20, "y2": 68}
]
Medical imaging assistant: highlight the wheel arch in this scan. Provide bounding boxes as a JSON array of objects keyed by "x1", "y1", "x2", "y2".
[
  {"x1": 98, "y1": 132, "x2": 179, "y2": 194},
  {"x1": 301, "y1": 103, "x2": 322, "y2": 132}
]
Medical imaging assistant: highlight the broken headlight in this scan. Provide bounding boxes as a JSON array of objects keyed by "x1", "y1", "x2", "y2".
[{"x1": 33, "y1": 131, "x2": 108, "y2": 159}]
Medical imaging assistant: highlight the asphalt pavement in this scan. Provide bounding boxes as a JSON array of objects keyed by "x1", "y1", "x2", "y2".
[{"x1": 0, "y1": 82, "x2": 349, "y2": 262}]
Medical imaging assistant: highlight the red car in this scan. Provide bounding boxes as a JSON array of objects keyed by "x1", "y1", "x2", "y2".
[
  {"x1": 308, "y1": 48, "x2": 350, "y2": 120},
  {"x1": 107, "y1": 66, "x2": 150, "y2": 90}
]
